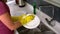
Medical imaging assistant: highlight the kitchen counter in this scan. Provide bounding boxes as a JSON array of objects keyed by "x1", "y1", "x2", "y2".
[
  {"x1": 6, "y1": 0, "x2": 60, "y2": 34},
  {"x1": 44, "y1": 0, "x2": 60, "y2": 7}
]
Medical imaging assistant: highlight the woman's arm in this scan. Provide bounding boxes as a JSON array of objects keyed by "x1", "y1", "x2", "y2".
[{"x1": 0, "y1": 12, "x2": 22, "y2": 30}]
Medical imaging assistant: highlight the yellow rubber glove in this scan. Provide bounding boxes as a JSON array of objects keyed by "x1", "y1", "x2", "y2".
[
  {"x1": 11, "y1": 14, "x2": 26, "y2": 22},
  {"x1": 11, "y1": 16, "x2": 18, "y2": 22},
  {"x1": 18, "y1": 14, "x2": 35, "y2": 25},
  {"x1": 11, "y1": 14, "x2": 35, "y2": 25}
]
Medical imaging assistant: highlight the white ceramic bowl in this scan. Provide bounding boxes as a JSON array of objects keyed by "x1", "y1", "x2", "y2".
[{"x1": 23, "y1": 14, "x2": 40, "y2": 29}]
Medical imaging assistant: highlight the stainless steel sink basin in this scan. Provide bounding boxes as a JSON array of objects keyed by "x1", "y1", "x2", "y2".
[{"x1": 7, "y1": 0, "x2": 60, "y2": 34}]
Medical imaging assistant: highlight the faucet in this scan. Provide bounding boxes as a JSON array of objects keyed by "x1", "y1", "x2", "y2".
[
  {"x1": 45, "y1": 6, "x2": 56, "y2": 27},
  {"x1": 45, "y1": 18, "x2": 56, "y2": 27}
]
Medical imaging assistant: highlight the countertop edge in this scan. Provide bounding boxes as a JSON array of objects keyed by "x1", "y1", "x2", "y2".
[{"x1": 44, "y1": 0, "x2": 60, "y2": 7}]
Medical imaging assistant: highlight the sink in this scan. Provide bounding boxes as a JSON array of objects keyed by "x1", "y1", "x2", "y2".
[{"x1": 7, "y1": 0, "x2": 60, "y2": 34}]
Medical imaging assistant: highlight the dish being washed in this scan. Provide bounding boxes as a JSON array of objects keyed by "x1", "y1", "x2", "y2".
[{"x1": 18, "y1": 14, "x2": 40, "y2": 29}]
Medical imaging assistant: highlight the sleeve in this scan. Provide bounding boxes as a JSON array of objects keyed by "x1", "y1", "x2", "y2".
[{"x1": 0, "y1": 2, "x2": 8, "y2": 15}]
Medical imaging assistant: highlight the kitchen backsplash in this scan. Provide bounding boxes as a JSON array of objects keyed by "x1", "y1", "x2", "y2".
[{"x1": 26, "y1": 0, "x2": 60, "y2": 22}]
